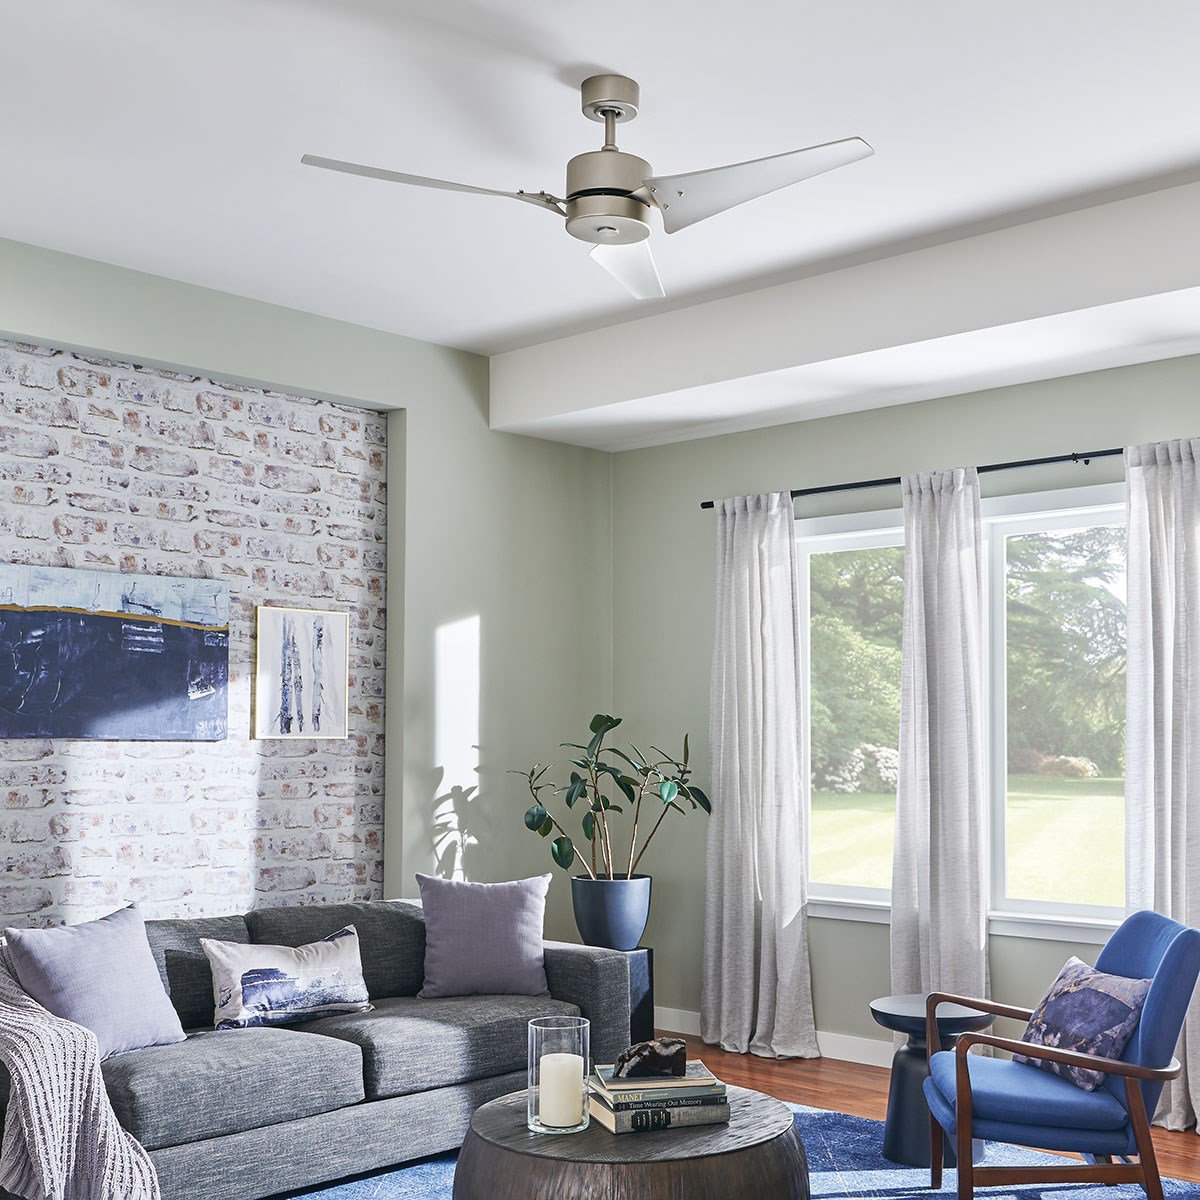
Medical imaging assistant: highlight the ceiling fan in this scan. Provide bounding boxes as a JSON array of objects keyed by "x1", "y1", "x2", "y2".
[{"x1": 302, "y1": 74, "x2": 873, "y2": 301}]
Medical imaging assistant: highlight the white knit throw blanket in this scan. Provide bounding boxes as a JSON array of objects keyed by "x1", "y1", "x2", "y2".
[{"x1": 0, "y1": 949, "x2": 158, "y2": 1200}]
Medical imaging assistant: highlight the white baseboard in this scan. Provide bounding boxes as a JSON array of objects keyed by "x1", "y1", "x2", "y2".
[
  {"x1": 654, "y1": 1006, "x2": 701, "y2": 1035},
  {"x1": 814, "y1": 1030, "x2": 894, "y2": 1068},
  {"x1": 655, "y1": 1006, "x2": 893, "y2": 1069}
]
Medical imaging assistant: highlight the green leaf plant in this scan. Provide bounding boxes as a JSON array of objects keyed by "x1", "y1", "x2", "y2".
[{"x1": 511, "y1": 714, "x2": 711, "y2": 879}]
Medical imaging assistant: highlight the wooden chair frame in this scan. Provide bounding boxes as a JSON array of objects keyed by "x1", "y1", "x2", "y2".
[{"x1": 925, "y1": 993, "x2": 1181, "y2": 1200}]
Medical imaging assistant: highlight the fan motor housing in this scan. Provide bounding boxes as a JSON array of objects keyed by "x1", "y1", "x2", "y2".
[{"x1": 564, "y1": 149, "x2": 652, "y2": 245}]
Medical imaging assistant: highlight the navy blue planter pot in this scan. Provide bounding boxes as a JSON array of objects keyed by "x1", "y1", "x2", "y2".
[{"x1": 571, "y1": 874, "x2": 651, "y2": 951}]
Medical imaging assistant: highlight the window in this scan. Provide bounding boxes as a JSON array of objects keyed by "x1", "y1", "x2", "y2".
[
  {"x1": 799, "y1": 526, "x2": 903, "y2": 900},
  {"x1": 798, "y1": 486, "x2": 1126, "y2": 922},
  {"x1": 991, "y1": 508, "x2": 1126, "y2": 917}
]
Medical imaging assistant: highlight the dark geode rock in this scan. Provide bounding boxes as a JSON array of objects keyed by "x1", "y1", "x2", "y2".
[{"x1": 612, "y1": 1036, "x2": 687, "y2": 1079}]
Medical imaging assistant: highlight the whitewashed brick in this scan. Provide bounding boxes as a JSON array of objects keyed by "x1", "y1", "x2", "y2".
[
  {"x1": 131, "y1": 446, "x2": 199, "y2": 476},
  {"x1": 0, "y1": 339, "x2": 386, "y2": 927},
  {"x1": 0, "y1": 426, "x2": 59, "y2": 459},
  {"x1": 0, "y1": 886, "x2": 54, "y2": 917},
  {"x1": 67, "y1": 436, "x2": 123, "y2": 468},
  {"x1": 56, "y1": 365, "x2": 111, "y2": 397}
]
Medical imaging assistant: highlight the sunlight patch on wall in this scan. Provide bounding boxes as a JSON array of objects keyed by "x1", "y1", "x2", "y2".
[{"x1": 432, "y1": 614, "x2": 481, "y2": 881}]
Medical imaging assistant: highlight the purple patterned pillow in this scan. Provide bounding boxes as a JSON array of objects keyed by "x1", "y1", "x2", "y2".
[{"x1": 1014, "y1": 956, "x2": 1152, "y2": 1090}]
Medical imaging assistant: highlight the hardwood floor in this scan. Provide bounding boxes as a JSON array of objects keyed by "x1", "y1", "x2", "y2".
[{"x1": 668, "y1": 1032, "x2": 1200, "y2": 1184}]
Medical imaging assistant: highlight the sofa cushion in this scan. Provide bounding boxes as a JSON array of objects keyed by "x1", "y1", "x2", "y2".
[
  {"x1": 144, "y1": 914, "x2": 251, "y2": 1030},
  {"x1": 246, "y1": 901, "x2": 425, "y2": 999},
  {"x1": 928, "y1": 1049, "x2": 1130, "y2": 1132},
  {"x1": 295, "y1": 994, "x2": 579, "y2": 1099},
  {"x1": 101, "y1": 1027, "x2": 365, "y2": 1151}
]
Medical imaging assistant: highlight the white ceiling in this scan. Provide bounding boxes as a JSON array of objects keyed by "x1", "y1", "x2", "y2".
[{"x1": 2, "y1": 1, "x2": 1199, "y2": 356}]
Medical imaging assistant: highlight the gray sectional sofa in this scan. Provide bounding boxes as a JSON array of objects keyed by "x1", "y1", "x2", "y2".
[{"x1": 2, "y1": 898, "x2": 634, "y2": 1200}]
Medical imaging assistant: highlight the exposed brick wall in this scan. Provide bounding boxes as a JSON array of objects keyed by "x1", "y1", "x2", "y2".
[{"x1": 0, "y1": 339, "x2": 386, "y2": 926}]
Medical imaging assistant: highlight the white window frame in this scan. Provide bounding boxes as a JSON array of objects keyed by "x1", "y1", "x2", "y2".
[{"x1": 798, "y1": 482, "x2": 1127, "y2": 941}]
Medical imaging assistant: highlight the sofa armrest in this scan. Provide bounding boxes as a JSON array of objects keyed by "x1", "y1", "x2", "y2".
[{"x1": 542, "y1": 941, "x2": 633, "y2": 1067}]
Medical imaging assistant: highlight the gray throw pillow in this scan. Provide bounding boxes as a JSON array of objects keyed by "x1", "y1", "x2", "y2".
[
  {"x1": 5, "y1": 904, "x2": 187, "y2": 1059},
  {"x1": 416, "y1": 873, "x2": 551, "y2": 998}
]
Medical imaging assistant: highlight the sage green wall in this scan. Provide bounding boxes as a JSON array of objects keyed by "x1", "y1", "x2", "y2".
[
  {"x1": 9, "y1": 232, "x2": 1199, "y2": 1044},
  {"x1": 0, "y1": 237, "x2": 610, "y2": 936},
  {"x1": 610, "y1": 353, "x2": 1200, "y2": 1038}
]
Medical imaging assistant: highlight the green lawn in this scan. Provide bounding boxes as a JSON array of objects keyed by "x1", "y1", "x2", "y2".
[{"x1": 811, "y1": 774, "x2": 1124, "y2": 906}]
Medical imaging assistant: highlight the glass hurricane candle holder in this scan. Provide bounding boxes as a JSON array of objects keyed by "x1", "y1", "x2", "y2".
[{"x1": 527, "y1": 1015, "x2": 590, "y2": 1134}]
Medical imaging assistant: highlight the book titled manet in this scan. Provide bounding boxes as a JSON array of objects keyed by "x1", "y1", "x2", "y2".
[
  {"x1": 0, "y1": 563, "x2": 229, "y2": 740},
  {"x1": 590, "y1": 1059, "x2": 730, "y2": 1134}
]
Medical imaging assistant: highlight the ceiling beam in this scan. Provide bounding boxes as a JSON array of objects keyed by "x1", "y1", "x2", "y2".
[{"x1": 490, "y1": 180, "x2": 1200, "y2": 440}]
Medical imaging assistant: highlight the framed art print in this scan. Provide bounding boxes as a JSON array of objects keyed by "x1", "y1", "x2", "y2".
[{"x1": 254, "y1": 606, "x2": 349, "y2": 739}]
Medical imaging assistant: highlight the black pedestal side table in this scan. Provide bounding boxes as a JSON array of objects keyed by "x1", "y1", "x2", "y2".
[
  {"x1": 869, "y1": 993, "x2": 994, "y2": 1168},
  {"x1": 625, "y1": 947, "x2": 654, "y2": 1043}
]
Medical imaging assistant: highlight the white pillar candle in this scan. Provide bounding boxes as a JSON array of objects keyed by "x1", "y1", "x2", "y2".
[{"x1": 538, "y1": 1052, "x2": 585, "y2": 1128}]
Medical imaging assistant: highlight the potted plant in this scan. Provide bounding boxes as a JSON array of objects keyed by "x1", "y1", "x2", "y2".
[{"x1": 513, "y1": 713, "x2": 711, "y2": 951}]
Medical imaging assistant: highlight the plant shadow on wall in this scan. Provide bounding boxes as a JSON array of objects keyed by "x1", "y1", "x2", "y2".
[
  {"x1": 512, "y1": 714, "x2": 710, "y2": 950},
  {"x1": 429, "y1": 765, "x2": 489, "y2": 882},
  {"x1": 430, "y1": 615, "x2": 484, "y2": 881}
]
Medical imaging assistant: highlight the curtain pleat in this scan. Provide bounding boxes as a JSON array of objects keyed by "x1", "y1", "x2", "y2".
[
  {"x1": 701, "y1": 492, "x2": 818, "y2": 1058},
  {"x1": 891, "y1": 468, "x2": 989, "y2": 999}
]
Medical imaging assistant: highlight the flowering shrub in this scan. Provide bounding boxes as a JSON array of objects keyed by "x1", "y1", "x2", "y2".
[
  {"x1": 1009, "y1": 746, "x2": 1046, "y2": 773},
  {"x1": 815, "y1": 743, "x2": 899, "y2": 794},
  {"x1": 819, "y1": 748, "x2": 865, "y2": 794},
  {"x1": 1036, "y1": 754, "x2": 1101, "y2": 779},
  {"x1": 859, "y1": 744, "x2": 899, "y2": 793}
]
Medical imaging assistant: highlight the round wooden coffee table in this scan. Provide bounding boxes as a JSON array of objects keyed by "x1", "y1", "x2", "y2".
[{"x1": 453, "y1": 1085, "x2": 808, "y2": 1200}]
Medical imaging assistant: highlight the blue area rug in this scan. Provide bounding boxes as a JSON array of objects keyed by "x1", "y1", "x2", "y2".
[{"x1": 279, "y1": 1104, "x2": 1200, "y2": 1199}]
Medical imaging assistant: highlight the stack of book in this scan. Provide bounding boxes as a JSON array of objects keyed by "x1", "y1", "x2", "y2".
[{"x1": 588, "y1": 1060, "x2": 730, "y2": 1134}]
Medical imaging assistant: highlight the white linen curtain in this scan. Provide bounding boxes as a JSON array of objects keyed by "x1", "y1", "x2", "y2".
[
  {"x1": 701, "y1": 492, "x2": 819, "y2": 1058},
  {"x1": 1125, "y1": 438, "x2": 1200, "y2": 1130},
  {"x1": 890, "y1": 468, "x2": 989, "y2": 999}
]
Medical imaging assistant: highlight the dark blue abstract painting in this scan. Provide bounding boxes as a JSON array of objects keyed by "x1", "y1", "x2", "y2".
[{"x1": 0, "y1": 563, "x2": 229, "y2": 740}]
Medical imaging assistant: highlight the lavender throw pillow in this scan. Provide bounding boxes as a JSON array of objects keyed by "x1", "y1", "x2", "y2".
[
  {"x1": 416, "y1": 873, "x2": 551, "y2": 998},
  {"x1": 5, "y1": 904, "x2": 186, "y2": 1059},
  {"x1": 1014, "y1": 956, "x2": 1152, "y2": 1090}
]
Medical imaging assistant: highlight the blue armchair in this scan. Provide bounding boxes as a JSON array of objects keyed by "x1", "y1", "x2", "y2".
[{"x1": 923, "y1": 910, "x2": 1200, "y2": 1200}]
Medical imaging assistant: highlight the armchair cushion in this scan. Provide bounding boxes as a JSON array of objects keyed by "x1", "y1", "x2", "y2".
[
  {"x1": 923, "y1": 1071, "x2": 1136, "y2": 1158},
  {"x1": 1013, "y1": 956, "x2": 1151, "y2": 1090},
  {"x1": 928, "y1": 1050, "x2": 1130, "y2": 1132}
]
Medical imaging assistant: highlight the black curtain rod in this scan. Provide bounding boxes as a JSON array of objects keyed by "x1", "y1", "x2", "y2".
[{"x1": 697, "y1": 447, "x2": 1125, "y2": 510}]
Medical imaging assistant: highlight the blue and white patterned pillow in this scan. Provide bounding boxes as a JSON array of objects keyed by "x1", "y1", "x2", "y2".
[
  {"x1": 200, "y1": 924, "x2": 372, "y2": 1029},
  {"x1": 1014, "y1": 956, "x2": 1152, "y2": 1090}
]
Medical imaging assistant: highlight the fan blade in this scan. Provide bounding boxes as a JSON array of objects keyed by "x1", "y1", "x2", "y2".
[
  {"x1": 644, "y1": 136, "x2": 873, "y2": 234},
  {"x1": 589, "y1": 241, "x2": 665, "y2": 301},
  {"x1": 301, "y1": 155, "x2": 564, "y2": 213}
]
